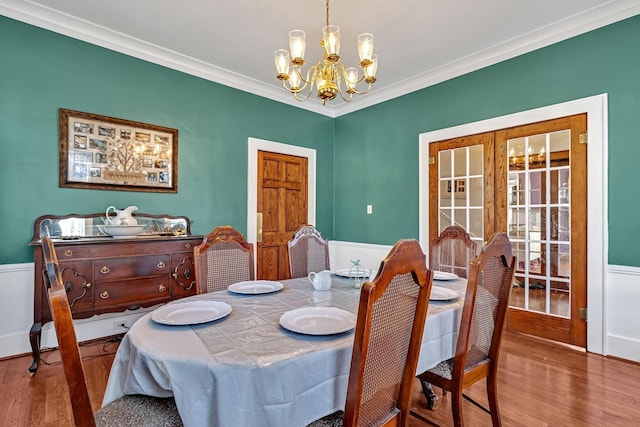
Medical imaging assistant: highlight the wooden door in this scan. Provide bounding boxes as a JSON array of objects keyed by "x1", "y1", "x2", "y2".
[
  {"x1": 256, "y1": 151, "x2": 308, "y2": 280},
  {"x1": 496, "y1": 114, "x2": 587, "y2": 347}
]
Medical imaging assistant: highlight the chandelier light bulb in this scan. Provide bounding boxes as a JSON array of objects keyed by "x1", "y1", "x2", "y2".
[
  {"x1": 346, "y1": 67, "x2": 358, "y2": 90},
  {"x1": 289, "y1": 68, "x2": 301, "y2": 91},
  {"x1": 289, "y1": 30, "x2": 306, "y2": 65},
  {"x1": 274, "y1": 49, "x2": 291, "y2": 80},
  {"x1": 323, "y1": 25, "x2": 340, "y2": 61},
  {"x1": 364, "y1": 54, "x2": 378, "y2": 83},
  {"x1": 357, "y1": 33, "x2": 374, "y2": 67}
]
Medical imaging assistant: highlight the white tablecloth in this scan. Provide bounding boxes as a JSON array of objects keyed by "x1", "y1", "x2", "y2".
[{"x1": 102, "y1": 276, "x2": 466, "y2": 427}]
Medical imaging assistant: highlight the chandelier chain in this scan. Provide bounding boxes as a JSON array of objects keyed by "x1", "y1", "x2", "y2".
[{"x1": 326, "y1": 0, "x2": 330, "y2": 28}]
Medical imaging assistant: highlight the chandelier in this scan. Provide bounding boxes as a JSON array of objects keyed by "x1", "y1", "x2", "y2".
[{"x1": 274, "y1": 0, "x2": 378, "y2": 105}]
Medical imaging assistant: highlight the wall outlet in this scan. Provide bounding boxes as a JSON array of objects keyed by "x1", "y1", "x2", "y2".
[
  {"x1": 112, "y1": 320, "x2": 130, "y2": 331},
  {"x1": 366, "y1": 204, "x2": 373, "y2": 214}
]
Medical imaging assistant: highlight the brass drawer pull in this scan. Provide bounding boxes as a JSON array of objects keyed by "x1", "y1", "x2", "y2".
[
  {"x1": 100, "y1": 291, "x2": 109, "y2": 299},
  {"x1": 157, "y1": 261, "x2": 166, "y2": 269},
  {"x1": 64, "y1": 250, "x2": 73, "y2": 257},
  {"x1": 158, "y1": 284, "x2": 167, "y2": 293},
  {"x1": 100, "y1": 266, "x2": 110, "y2": 274},
  {"x1": 184, "y1": 243, "x2": 191, "y2": 249}
]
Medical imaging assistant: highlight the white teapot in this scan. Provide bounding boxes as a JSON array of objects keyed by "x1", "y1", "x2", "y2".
[
  {"x1": 105, "y1": 205, "x2": 138, "y2": 225},
  {"x1": 308, "y1": 270, "x2": 332, "y2": 291}
]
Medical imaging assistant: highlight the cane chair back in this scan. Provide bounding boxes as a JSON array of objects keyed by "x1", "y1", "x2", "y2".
[
  {"x1": 430, "y1": 225, "x2": 477, "y2": 279},
  {"x1": 417, "y1": 232, "x2": 515, "y2": 427},
  {"x1": 194, "y1": 226, "x2": 254, "y2": 293},
  {"x1": 41, "y1": 237, "x2": 182, "y2": 427},
  {"x1": 288, "y1": 224, "x2": 330, "y2": 278},
  {"x1": 308, "y1": 239, "x2": 433, "y2": 427}
]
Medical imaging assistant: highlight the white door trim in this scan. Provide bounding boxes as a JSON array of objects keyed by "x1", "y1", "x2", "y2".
[
  {"x1": 247, "y1": 137, "x2": 317, "y2": 270},
  {"x1": 418, "y1": 94, "x2": 608, "y2": 355}
]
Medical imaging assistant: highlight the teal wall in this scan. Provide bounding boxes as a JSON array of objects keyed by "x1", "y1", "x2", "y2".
[
  {"x1": 2, "y1": 15, "x2": 639, "y2": 267},
  {"x1": 334, "y1": 15, "x2": 640, "y2": 267},
  {"x1": 0, "y1": 16, "x2": 334, "y2": 264}
]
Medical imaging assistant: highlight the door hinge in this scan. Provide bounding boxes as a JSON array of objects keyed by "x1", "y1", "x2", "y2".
[
  {"x1": 579, "y1": 132, "x2": 588, "y2": 144},
  {"x1": 428, "y1": 156, "x2": 435, "y2": 165},
  {"x1": 579, "y1": 307, "x2": 588, "y2": 320}
]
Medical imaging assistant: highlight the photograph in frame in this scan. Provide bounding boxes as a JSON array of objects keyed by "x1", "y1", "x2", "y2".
[{"x1": 59, "y1": 108, "x2": 178, "y2": 193}]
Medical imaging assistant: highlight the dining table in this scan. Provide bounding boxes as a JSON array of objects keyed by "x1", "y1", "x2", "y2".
[{"x1": 102, "y1": 273, "x2": 466, "y2": 427}]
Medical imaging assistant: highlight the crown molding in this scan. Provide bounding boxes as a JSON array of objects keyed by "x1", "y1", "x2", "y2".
[
  {"x1": 2, "y1": 0, "x2": 639, "y2": 118},
  {"x1": 332, "y1": 0, "x2": 640, "y2": 117}
]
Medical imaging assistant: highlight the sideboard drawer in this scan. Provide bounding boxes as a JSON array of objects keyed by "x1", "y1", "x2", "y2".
[
  {"x1": 94, "y1": 255, "x2": 170, "y2": 280},
  {"x1": 94, "y1": 276, "x2": 170, "y2": 309}
]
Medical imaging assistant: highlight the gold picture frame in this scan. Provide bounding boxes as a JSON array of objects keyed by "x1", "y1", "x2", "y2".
[{"x1": 59, "y1": 108, "x2": 178, "y2": 193}]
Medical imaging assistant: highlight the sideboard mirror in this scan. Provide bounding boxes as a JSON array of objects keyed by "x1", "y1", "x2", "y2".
[{"x1": 31, "y1": 213, "x2": 191, "y2": 241}]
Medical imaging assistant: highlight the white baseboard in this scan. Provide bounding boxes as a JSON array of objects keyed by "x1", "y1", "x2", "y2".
[{"x1": 607, "y1": 334, "x2": 640, "y2": 362}]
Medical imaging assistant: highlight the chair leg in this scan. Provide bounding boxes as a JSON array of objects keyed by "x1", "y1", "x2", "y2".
[
  {"x1": 486, "y1": 371, "x2": 502, "y2": 427},
  {"x1": 420, "y1": 379, "x2": 438, "y2": 410},
  {"x1": 451, "y1": 390, "x2": 465, "y2": 427}
]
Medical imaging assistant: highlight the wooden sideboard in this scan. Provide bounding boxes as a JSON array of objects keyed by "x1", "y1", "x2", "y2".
[{"x1": 28, "y1": 213, "x2": 203, "y2": 374}]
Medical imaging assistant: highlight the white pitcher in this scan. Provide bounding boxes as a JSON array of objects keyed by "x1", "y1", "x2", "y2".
[
  {"x1": 105, "y1": 205, "x2": 138, "y2": 225},
  {"x1": 308, "y1": 270, "x2": 332, "y2": 291}
]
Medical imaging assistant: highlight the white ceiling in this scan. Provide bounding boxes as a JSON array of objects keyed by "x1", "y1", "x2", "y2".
[{"x1": 2, "y1": 0, "x2": 639, "y2": 117}]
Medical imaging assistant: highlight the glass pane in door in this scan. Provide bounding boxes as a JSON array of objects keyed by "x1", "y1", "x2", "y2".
[
  {"x1": 438, "y1": 146, "x2": 483, "y2": 251},
  {"x1": 507, "y1": 130, "x2": 571, "y2": 318}
]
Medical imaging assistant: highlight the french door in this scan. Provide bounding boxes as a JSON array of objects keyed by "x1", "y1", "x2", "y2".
[
  {"x1": 429, "y1": 114, "x2": 587, "y2": 347},
  {"x1": 496, "y1": 115, "x2": 587, "y2": 347}
]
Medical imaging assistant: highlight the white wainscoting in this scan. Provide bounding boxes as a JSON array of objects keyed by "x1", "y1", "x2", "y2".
[
  {"x1": 2, "y1": 250, "x2": 640, "y2": 362},
  {"x1": 0, "y1": 262, "x2": 154, "y2": 359},
  {"x1": 606, "y1": 265, "x2": 640, "y2": 362},
  {"x1": 328, "y1": 240, "x2": 393, "y2": 275}
]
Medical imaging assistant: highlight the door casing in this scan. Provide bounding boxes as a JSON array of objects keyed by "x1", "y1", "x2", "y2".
[{"x1": 419, "y1": 94, "x2": 608, "y2": 355}]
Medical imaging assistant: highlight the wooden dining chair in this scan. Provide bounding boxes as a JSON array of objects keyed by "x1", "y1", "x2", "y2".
[
  {"x1": 41, "y1": 237, "x2": 183, "y2": 427},
  {"x1": 307, "y1": 239, "x2": 433, "y2": 427},
  {"x1": 193, "y1": 225, "x2": 254, "y2": 293},
  {"x1": 288, "y1": 224, "x2": 330, "y2": 278},
  {"x1": 430, "y1": 225, "x2": 477, "y2": 279},
  {"x1": 415, "y1": 232, "x2": 515, "y2": 427}
]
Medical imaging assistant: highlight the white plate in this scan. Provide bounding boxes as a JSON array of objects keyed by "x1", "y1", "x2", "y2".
[
  {"x1": 433, "y1": 271, "x2": 459, "y2": 281},
  {"x1": 228, "y1": 280, "x2": 284, "y2": 295},
  {"x1": 279, "y1": 307, "x2": 356, "y2": 335},
  {"x1": 334, "y1": 268, "x2": 371, "y2": 279},
  {"x1": 151, "y1": 301, "x2": 232, "y2": 325},
  {"x1": 430, "y1": 286, "x2": 459, "y2": 301}
]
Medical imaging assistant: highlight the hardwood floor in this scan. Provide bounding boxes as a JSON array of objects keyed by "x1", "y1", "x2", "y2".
[
  {"x1": 0, "y1": 336, "x2": 119, "y2": 427},
  {"x1": 1, "y1": 331, "x2": 639, "y2": 426}
]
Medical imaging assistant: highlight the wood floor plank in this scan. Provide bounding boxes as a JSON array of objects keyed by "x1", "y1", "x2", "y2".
[{"x1": 2, "y1": 331, "x2": 639, "y2": 426}]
